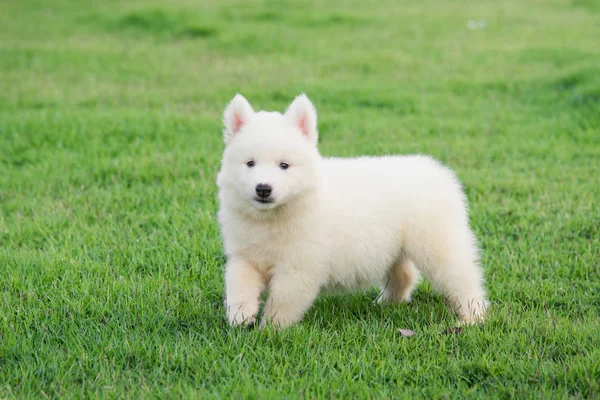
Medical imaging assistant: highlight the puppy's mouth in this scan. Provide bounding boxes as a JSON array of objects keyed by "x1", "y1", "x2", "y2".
[{"x1": 254, "y1": 198, "x2": 274, "y2": 204}]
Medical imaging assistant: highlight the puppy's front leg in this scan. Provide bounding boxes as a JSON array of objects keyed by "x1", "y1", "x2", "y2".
[
  {"x1": 224, "y1": 257, "x2": 266, "y2": 326},
  {"x1": 261, "y1": 267, "x2": 322, "y2": 329}
]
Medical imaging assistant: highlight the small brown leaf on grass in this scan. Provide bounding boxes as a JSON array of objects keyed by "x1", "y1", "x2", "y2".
[
  {"x1": 397, "y1": 328, "x2": 416, "y2": 337},
  {"x1": 442, "y1": 327, "x2": 463, "y2": 335}
]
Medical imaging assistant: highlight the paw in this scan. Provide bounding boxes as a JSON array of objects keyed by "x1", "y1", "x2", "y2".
[
  {"x1": 225, "y1": 302, "x2": 258, "y2": 327},
  {"x1": 377, "y1": 291, "x2": 412, "y2": 305},
  {"x1": 259, "y1": 317, "x2": 293, "y2": 329},
  {"x1": 259, "y1": 311, "x2": 297, "y2": 329},
  {"x1": 457, "y1": 300, "x2": 488, "y2": 325}
]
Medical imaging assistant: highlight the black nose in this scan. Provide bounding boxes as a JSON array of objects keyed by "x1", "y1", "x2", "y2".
[{"x1": 255, "y1": 183, "x2": 272, "y2": 198}]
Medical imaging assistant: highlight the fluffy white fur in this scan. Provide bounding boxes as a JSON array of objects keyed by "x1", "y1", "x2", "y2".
[{"x1": 217, "y1": 93, "x2": 488, "y2": 328}]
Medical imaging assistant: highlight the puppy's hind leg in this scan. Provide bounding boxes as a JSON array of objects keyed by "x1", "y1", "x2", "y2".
[
  {"x1": 378, "y1": 258, "x2": 421, "y2": 304},
  {"x1": 410, "y1": 226, "x2": 488, "y2": 324}
]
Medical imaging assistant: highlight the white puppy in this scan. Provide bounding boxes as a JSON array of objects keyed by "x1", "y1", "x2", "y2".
[{"x1": 217, "y1": 94, "x2": 488, "y2": 328}]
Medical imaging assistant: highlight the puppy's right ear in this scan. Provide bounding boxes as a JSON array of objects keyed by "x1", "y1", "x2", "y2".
[{"x1": 223, "y1": 94, "x2": 254, "y2": 144}]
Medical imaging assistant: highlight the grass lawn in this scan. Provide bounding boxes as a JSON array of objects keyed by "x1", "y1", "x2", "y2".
[{"x1": 1, "y1": 0, "x2": 599, "y2": 397}]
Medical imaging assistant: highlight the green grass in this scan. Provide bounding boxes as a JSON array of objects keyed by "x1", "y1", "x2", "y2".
[{"x1": 1, "y1": 0, "x2": 599, "y2": 397}]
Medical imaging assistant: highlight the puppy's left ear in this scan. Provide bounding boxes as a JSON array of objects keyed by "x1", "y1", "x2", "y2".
[{"x1": 284, "y1": 94, "x2": 318, "y2": 146}]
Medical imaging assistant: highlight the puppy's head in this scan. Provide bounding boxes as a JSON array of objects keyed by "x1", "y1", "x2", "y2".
[{"x1": 217, "y1": 94, "x2": 321, "y2": 215}]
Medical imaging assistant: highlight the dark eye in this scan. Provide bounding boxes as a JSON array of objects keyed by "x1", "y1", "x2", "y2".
[
  {"x1": 279, "y1": 162, "x2": 289, "y2": 170},
  {"x1": 246, "y1": 160, "x2": 255, "y2": 168}
]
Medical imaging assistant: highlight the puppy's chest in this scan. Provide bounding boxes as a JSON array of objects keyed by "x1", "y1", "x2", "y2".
[
  {"x1": 236, "y1": 223, "x2": 301, "y2": 267},
  {"x1": 237, "y1": 226, "x2": 293, "y2": 258}
]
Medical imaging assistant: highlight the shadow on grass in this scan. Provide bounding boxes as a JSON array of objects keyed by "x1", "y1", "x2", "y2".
[{"x1": 304, "y1": 289, "x2": 455, "y2": 330}]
